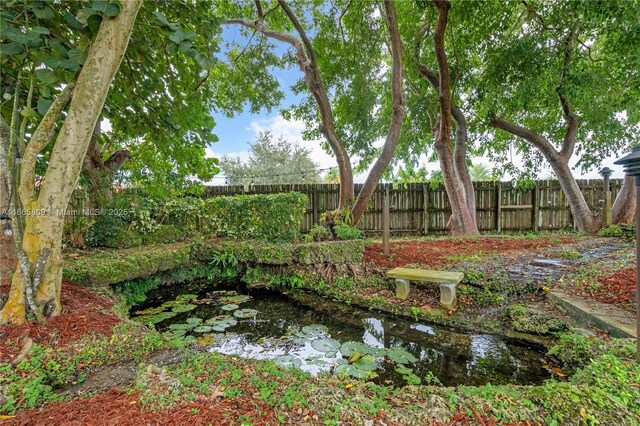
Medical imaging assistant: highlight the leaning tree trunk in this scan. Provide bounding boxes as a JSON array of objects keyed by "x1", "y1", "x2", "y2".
[
  {"x1": 547, "y1": 157, "x2": 599, "y2": 233},
  {"x1": 0, "y1": 0, "x2": 141, "y2": 324},
  {"x1": 431, "y1": 0, "x2": 478, "y2": 235},
  {"x1": 0, "y1": 117, "x2": 16, "y2": 291},
  {"x1": 612, "y1": 174, "x2": 637, "y2": 224},
  {"x1": 451, "y1": 106, "x2": 477, "y2": 230}
]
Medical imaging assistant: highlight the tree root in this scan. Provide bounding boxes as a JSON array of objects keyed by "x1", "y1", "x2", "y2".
[{"x1": 10, "y1": 336, "x2": 33, "y2": 366}]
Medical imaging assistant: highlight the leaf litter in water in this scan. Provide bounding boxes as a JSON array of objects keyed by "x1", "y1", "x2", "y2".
[{"x1": 134, "y1": 306, "x2": 166, "y2": 315}]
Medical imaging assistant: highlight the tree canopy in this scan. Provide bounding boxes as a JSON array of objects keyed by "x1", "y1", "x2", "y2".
[{"x1": 220, "y1": 132, "x2": 321, "y2": 186}]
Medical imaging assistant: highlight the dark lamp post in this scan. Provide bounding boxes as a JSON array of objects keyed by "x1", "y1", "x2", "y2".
[{"x1": 614, "y1": 144, "x2": 640, "y2": 361}]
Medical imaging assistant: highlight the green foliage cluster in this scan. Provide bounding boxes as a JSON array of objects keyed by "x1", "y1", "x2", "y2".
[
  {"x1": 206, "y1": 192, "x2": 307, "y2": 242},
  {"x1": 597, "y1": 224, "x2": 636, "y2": 240},
  {"x1": 0, "y1": 323, "x2": 165, "y2": 415},
  {"x1": 306, "y1": 209, "x2": 363, "y2": 242}
]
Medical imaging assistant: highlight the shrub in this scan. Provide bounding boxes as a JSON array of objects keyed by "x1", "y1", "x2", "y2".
[
  {"x1": 334, "y1": 222, "x2": 363, "y2": 240},
  {"x1": 597, "y1": 223, "x2": 636, "y2": 240},
  {"x1": 103, "y1": 228, "x2": 143, "y2": 249},
  {"x1": 143, "y1": 225, "x2": 182, "y2": 244},
  {"x1": 206, "y1": 192, "x2": 307, "y2": 242},
  {"x1": 155, "y1": 197, "x2": 205, "y2": 235},
  {"x1": 85, "y1": 211, "x2": 128, "y2": 247},
  {"x1": 305, "y1": 224, "x2": 333, "y2": 242}
]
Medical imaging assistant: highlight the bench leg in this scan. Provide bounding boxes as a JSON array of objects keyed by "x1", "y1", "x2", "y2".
[
  {"x1": 395, "y1": 279, "x2": 411, "y2": 300},
  {"x1": 439, "y1": 283, "x2": 457, "y2": 310}
]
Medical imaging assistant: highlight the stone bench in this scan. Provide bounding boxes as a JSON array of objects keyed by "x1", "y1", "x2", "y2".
[{"x1": 387, "y1": 267, "x2": 464, "y2": 310}]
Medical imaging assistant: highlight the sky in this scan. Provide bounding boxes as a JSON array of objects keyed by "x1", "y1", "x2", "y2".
[{"x1": 205, "y1": 25, "x2": 625, "y2": 185}]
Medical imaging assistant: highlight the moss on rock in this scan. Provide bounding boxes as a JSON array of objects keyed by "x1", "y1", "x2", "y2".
[{"x1": 504, "y1": 304, "x2": 568, "y2": 335}]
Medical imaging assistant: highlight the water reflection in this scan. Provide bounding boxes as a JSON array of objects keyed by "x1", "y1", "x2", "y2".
[{"x1": 147, "y1": 287, "x2": 549, "y2": 386}]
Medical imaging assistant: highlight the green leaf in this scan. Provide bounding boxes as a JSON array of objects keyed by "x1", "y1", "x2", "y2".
[
  {"x1": 352, "y1": 356, "x2": 377, "y2": 371},
  {"x1": 194, "y1": 53, "x2": 213, "y2": 70},
  {"x1": 311, "y1": 338, "x2": 340, "y2": 353},
  {"x1": 3, "y1": 27, "x2": 28, "y2": 44},
  {"x1": 193, "y1": 325, "x2": 213, "y2": 333},
  {"x1": 91, "y1": 0, "x2": 108, "y2": 13},
  {"x1": 35, "y1": 69, "x2": 58, "y2": 84},
  {"x1": 32, "y1": 6, "x2": 55, "y2": 20},
  {"x1": 152, "y1": 11, "x2": 179, "y2": 30},
  {"x1": 168, "y1": 30, "x2": 186, "y2": 44},
  {"x1": 87, "y1": 14, "x2": 103, "y2": 35},
  {"x1": 233, "y1": 308, "x2": 258, "y2": 318},
  {"x1": 339, "y1": 341, "x2": 369, "y2": 357},
  {"x1": 20, "y1": 107, "x2": 36, "y2": 117},
  {"x1": 43, "y1": 56, "x2": 61, "y2": 68},
  {"x1": 104, "y1": 2, "x2": 122, "y2": 17},
  {"x1": 59, "y1": 59, "x2": 81, "y2": 72},
  {"x1": 31, "y1": 27, "x2": 50, "y2": 35},
  {"x1": 64, "y1": 12, "x2": 84, "y2": 29},
  {"x1": 386, "y1": 348, "x2": 417, "y2": 364},
  {"x1": 67, "y1": 49, "x2": 87, "y2": 65},
  {"x1": 220, "y1": 303, "x2": 239, "y2": 311},
  {"x1": 0, "y1": 43, "x2": 23, "y2": 56}
]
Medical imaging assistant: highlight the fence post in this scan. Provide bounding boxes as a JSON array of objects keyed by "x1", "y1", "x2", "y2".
[
  {"x1": 383, "y1": 187, "x2": 390, "y2": 255},
  {"x1": 313, "y1": 186, "x2": 320, "y2": 225},
  {"x1": 423, "y1": 183, "x2": 429, "y2": 235},
  {"x1": 495, "y1": 182, "x2": 502, "y2": 233},
  {"x1": 532, "y1": 181, "x2": 540, "y2": 232}
]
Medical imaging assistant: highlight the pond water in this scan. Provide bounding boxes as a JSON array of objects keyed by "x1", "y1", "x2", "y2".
[{"x1": 132, "y1": 282, "x2": 550, "y2": 387}]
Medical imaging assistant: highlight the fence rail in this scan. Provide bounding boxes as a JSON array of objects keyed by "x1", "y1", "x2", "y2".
[{"x1": 203, "y1": 179, "x2": 622, "y2": 235}]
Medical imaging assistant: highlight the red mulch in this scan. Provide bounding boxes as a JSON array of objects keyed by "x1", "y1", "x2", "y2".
[
  {"x1": 592, "y1": 267, "x2": 637, "y2": 310},
  {"x1": 5, "y1": 388, "x2": 282, "y2": 426},
  {"x1": 0, "y1": 281, "x2": 121, "y2": 362},
  {"x1": 365, "y1": 237, "x2": 575, "y2": 269}
]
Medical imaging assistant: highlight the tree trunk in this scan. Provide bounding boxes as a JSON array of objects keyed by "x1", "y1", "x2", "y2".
[
  {"x1": 432, "y1": 0, "x2": 478, "y2": 235},
  {"x1": 81, "y1": 127, "x2": 131, "y2": 209},
  {"x1": 548, "y1": 158, "x2": 599, "y2": 233},
  {"x1": 0, "y1": 0, "x2": 141, "y2": 324},
  {"x1": 612, "y1": 174, "x2": 637, "y2": 224},
  {"x1": 350, "y1": 0, "x2": 405, "y2": 224},
  {"x1": 0, "y1": 117, "x2": 16, "y2": 292},
  {"x1": 451, "y1": 106, "x2": 477, "y2": 229}
]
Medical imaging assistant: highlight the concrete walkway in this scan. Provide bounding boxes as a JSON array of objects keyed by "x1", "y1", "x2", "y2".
[{"x1": 548, "y1": 290, "x2": 636, "y2": 338}]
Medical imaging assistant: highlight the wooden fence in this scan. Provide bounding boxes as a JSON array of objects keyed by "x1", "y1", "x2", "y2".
[{"x1": 203, "y1": 179, "x2": 622, "y2": 235}]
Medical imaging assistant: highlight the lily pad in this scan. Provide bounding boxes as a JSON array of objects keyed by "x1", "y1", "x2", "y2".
[
  {"x1": 233, "y1": 308, "x2": 258, "y2": 318},
  {"x1": 169, "y1": 323, "x2": 194, "y2": 330},
  {"x1": 133, "y1": 311, "x2": 177, "y2": 325},
  {"x1": 195, "y1": 334, "x2": 216, "y2": 345},
  {"x1": 172, "y1": 304, "x2": 197, "y2": 313},
  {"x1": 339, "y1": 341, "x2": 370, "y2": 357},
  {"x1": 205, "y1": 316, "x2": 238, "y2": 330},
  {"x1": 220, "y1": 304, "x2": 239, "y2": 311},
  {"x1": 311, "y1": 338, "x2": 340, "y2": 353},
  {"x1": 386, "y1": 347, "x2": 417, "y2": 364},
  {"x1": 275, "y1": 355, "x2": 302, "y2": 369},
  {"x1": 161, "y1": 300, "x2": 184, "y2": 308},
  {"x1": 135, "y1": 306, "x2": 166, "y2": 315},
  {"x1": 302, "y1": 325, "x2": 329, "y2": 336},
  {"x1": 176, "y1": 293, "x2": 199, "y2": 301},
  {"x1": 193, "y1": 325, "x2": 214, "y2": 333},
  {"x1": 186, "y1": 317, "x2": 203, "y2": 325},
  {"x1": 352, "y1": 356, "x2": 377, "y2": 371},
  {"x1": 221, "y1": 295, "x2": 251, "y2": 304}
]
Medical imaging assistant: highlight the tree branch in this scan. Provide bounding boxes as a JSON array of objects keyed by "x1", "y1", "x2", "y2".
[
  {"x1": 489, "y1": 115, "x2": 560, "y2": 161},
  {"x1": 277, "y1": 0, "x2": 318, "y2": 66},
  {"x1": 19, "y1": 83, "x2": 75, "y2": 206}
]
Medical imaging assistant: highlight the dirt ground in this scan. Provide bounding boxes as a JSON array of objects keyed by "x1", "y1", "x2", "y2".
[
  {"x1": 364, "y1": 236, "x2": 576, "y2": 269},
  {"x1": 0, "y1": 281, "x2": 121, "y2": 363}
]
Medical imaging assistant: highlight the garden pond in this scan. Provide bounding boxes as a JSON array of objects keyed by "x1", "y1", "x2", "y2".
[{"x1": 132, "y1": 281, "x2": 550, "y2": 387}]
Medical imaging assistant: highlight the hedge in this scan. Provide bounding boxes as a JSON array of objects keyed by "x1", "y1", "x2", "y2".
[{"x1": 206, "y1": 192, "x2": 307, "y2": 242}]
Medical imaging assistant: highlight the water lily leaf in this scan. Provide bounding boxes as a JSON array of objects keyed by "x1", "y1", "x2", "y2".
[
  {"x1": 193, "y1": 325, "x2": 213, "y2": 333},
  {"x1": 195, "y1": 334, "x2": 216, "y2": 345},
  {"x1": 172, "y1": 304, "x2": 196, "y2": 313},
  {"x1": 339, "y1": 341, "x2": 370, "y2": 357},
  {"x1": 221, "y1": 295, "x2": 251, "y2": 304},
  {"x1": 133, "y1": 311, "x2": 177, "y2": 325},
  {"x1": 176, "y1": 294, "x2": 199, "y2": 302},
  {"x1": 135, "y1": 306, "x2": 166, "y2": 315},
  {"x1": 325, "y1": 351, "x2": 338, "y2": 358},
  {"x1": 205, "y1": 316, "x2": 238, "y2": 331},
  {"x1": 386, "y1": 348, "x2": 417, "y2": 364},
  {"x1": 220, "y1": 304, "x2": 239, "y2": 311},
  {"x1": 234, "y1": 309, "x2": 258, "y2": 318},
  {"x1": 161, "y1": 300, "x2": 183, "y2": 308},
  {"x1": 352, "y1": 356, "x2": 377, "y2": 371},
  {"x1": 311, "y1": 338, "x2": 340, "y2": 353},
  {"x1": 186, "y1": 317, "x2": 203, "y2": 325},
  {"x1": 367, "y1": 347, "x2": 387, "y2": 357},
  {"x1": 169, "y1": 323, "x2": 194, "y2": 330},
  {"x1": 275, "y1": 356, "x2": 302, "y2": 369},
  {"x1": 302, "y1": 325, "x2": 329, "y2": 336}
]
